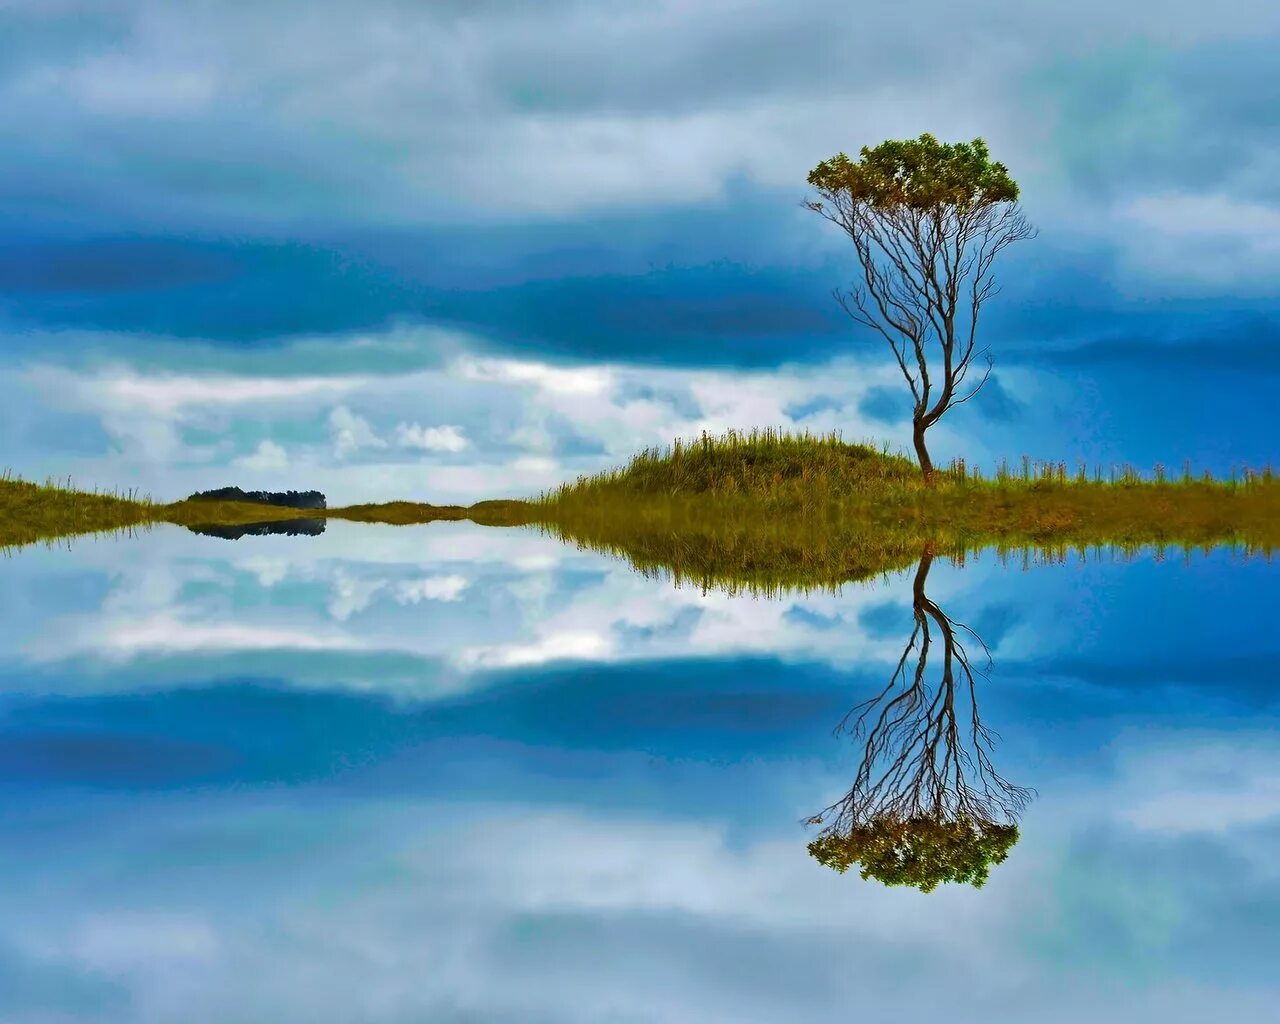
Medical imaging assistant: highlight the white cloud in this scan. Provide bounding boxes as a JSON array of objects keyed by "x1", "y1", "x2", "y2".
[
  {"x1": 1113, "y1": 192, "x2": 1280, "y2": 291},
  {"x1": 327, "y1": 570, "x2": 386, "y2": 621},
  {"x1": 511, "y1": 455, "x2": 558, "y2": 473},
  {"x1": 234, "y1": 439, "x2": 289, "y2": 472},
  {"x1": 395, "y1": 422, "x2": 469, "y2": 452},
  {"x1": 39, "y1": 57, "x2": 219, "y2": 116},
  {"x1": 98, "y1": 616, "x2": 362, "y2": 657},
  {"x1": 329, "y1": 404, "x2": 387, "y2": 459},
  {"x1": 7, "y1": 789, "x2": 1278, "y2": 1024},
  {"x1": 235, "y1": 556, "x2": 292, "y2": 588},
  {"x1": 76, "y1": 369, "x2": 368, "y2": 416},
  {"x1": 13, "y1": 331, "x2": 1001, "y2": 504},
  {"x1": 396, "y1": 575, "x2": 470, "y2": 604},
  {"x1": 459, "y1": 630, "x2": 614, "y2": 669},
  {"x1": 508, "y1": 422, "x2": 554, "y2": 452},
  {"x1": 18, "y1": 363, "x2": 372, "y2": 467},
  {"x1": 459, "y1": 356, "x2": 613, "y2": 397},
  {"x1": 1111, "y1": 731, "x2": 1280, "y2": 834},
  {"x1": 6, "y1": 515, "x2": 940, "y2": 688},
  {"x1": 7, "y1": 0, "x2": 1279, "y2": 229},
  {"x1": 1122, "y1": 193, "x2": 1280, "y2": 239}
]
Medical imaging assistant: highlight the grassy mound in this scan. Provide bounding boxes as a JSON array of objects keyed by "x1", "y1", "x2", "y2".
[
  {"x1": 538, "y1": 429, "x2": 1280, "y2": 536},
  {"x1": 544, "y1": 429, "x2": 918, "y2": 509}
]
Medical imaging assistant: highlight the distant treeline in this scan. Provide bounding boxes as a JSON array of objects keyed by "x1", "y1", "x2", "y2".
[{"x1": 186, "y1": 486, "x2": 326, "y2": 509}]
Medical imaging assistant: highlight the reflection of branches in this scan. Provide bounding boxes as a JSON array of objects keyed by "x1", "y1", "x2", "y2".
[{"x1": 807, "y1": 549, "x2": 1033, "y2": 890}]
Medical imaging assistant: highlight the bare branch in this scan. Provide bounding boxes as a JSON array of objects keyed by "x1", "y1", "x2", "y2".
[{"x1": 810, "y1": 551, "x2": 1034, "y2": 834}]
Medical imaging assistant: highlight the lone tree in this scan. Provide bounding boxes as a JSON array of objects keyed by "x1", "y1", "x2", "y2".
[
  {"x1": 805, "y1": 134, "x2": 1036, "y2": 478},
  {"x1": 805, "y1": 549, "x2": 1033, "y2": 892}
]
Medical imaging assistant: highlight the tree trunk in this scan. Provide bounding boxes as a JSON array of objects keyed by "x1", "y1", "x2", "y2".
[{"x1": 912, "y1": 419, "x2": 934, "y2": 481}]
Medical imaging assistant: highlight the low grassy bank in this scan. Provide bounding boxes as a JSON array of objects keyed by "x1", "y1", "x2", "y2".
[
  {"x1": 6, "y1": 430, "x2": 1278, "y2": 584},
  {"x1": 0, "y1": 474, "x2": 160, "y2": 549},
  {"x1": 0, "y1": 475, "x2": 536, "y2": 550},
  {"x1": 535, "y1": 429, "x2": 1280, "y2": 543}
]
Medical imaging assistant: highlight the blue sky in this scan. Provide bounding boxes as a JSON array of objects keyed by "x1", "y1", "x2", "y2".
[{"x1": 2, "y1": 0, "x2": 1279, "y2": 500}]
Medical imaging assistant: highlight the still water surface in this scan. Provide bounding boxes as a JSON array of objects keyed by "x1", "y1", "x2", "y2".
[{"x1": 1, "y1": 521, "x2": 1277, "y2": 1021}]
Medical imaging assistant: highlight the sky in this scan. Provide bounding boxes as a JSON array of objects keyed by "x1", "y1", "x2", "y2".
[{"x1": 3, "y1": 0, "x2": 1280, "y2": 500}]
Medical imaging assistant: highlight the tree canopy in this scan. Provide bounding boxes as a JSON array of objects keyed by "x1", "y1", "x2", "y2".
[{"x1": 806, "y1": 134, "x2": 1020, "y2": 214}]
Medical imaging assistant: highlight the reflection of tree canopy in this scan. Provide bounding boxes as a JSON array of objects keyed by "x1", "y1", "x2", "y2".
[{"x1": 807, "y1": 549, "x2": 1032, "y2": 892}]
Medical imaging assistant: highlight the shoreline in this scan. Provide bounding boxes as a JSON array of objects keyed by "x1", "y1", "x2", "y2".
[{"x1": 5, "y1": 428, "x2": 1279, "y2": 555}]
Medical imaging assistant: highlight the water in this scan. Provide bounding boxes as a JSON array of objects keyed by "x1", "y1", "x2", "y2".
[{"x1": 1, "y1": 521, "x2": 1277, "y2": 1022}]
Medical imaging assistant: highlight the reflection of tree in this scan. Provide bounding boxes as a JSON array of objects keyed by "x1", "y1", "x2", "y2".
[{"x1": 807, "y1": 548, "x2": 1033, "y2": 892}]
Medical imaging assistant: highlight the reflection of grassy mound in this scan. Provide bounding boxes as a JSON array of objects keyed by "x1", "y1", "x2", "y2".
[
  {"x1": 534, "y1": 500, "x2": 932, "y2": 595},
  {"x1": 808, "y1": 816, "x2": 1019, "y2": 892}
]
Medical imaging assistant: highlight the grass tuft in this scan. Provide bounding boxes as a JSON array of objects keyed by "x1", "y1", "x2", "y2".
[{"x1": 1, "y1": 472, "x2": 158, "y2": 550}]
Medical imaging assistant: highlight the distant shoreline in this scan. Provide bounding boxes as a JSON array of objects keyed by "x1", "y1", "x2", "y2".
[
  {"x1": 0, "y1": 474, "x2": 538, "y2": 550},
  {"x1": 4, "y1": 430, "x2": 1278, "y2": 557}
]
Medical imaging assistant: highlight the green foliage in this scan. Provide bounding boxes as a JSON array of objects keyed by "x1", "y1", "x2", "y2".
[
  {"x1": 806, "y1": 133, "x2": 1019, "y2": 213},
  {"x1": 808, "y1": 816, "x2": 1019, "y2": 892}
]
